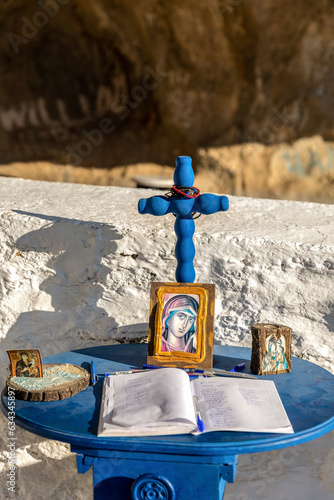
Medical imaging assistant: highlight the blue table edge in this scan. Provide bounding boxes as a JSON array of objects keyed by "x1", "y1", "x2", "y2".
[
  {"x1": 2, "y1": 344, "x2": 334, "y2": 458},
  {"x1": 2, "y1": 391, "x2": 334, "y2": 457}
]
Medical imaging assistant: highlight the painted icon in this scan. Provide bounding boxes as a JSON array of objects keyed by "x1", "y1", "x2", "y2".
[
  {"x1": 161, "y1": 294, "x2": 199, "y2": 353},
  {"x1": 147, "y1": 282, "x2": 215, "y2": 369},
  {"x1": 261, "y1": 334, "x2": 288, "y2": 373},
  {"x1": 7, "y1": 349, "x2": 43, "y2": 378}
]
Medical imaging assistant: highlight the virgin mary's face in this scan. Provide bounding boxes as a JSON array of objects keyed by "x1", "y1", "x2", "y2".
[{"x1": 167, "y1": 311, "x2": 196, "y2": 338}]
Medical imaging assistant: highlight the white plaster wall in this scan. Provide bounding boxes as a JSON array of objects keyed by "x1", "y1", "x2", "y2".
[{"x1": 0, "y1": 177, "x2": 333, "y2": 499}]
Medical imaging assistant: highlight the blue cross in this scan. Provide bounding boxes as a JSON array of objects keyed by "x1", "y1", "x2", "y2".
[{"x1": 138, "y1": 156, "x2": 229, "y2": 283}]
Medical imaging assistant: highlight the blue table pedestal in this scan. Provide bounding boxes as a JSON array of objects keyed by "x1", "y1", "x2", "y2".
[{"x1": 74, "y1": 446, "x2": 237, "y2": 500}]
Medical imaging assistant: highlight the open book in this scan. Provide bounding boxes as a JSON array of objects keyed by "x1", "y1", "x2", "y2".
[{"x1": 97, "y1": 368, "x2": 293, "y2": 437}]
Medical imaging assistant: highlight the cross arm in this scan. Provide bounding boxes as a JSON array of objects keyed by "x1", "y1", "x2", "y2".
[
  {"x1": 138, "y1": 196, "x2": 195, "y2": 216},
  {"x1": 193, "y1": 193, "x2": 229, "y2": 214},
  {"x1": 138, "y1": 194, "x2": 229, "y2": 217}
]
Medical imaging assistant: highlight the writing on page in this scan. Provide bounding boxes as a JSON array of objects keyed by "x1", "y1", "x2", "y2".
[
  {"x1": 110, "y1": 368, "x2": 196, "y2": 428},
  {"x1": 238, "y1": 388, "x2": 262, "y2": 406},
  {"x1": 191, "y1": 377, "x2": 293, "y2": 433}
]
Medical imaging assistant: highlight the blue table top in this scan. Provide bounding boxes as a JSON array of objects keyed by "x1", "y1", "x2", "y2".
[{"x1": 2, "y1": 344, "x2": 334, "y2": 457}]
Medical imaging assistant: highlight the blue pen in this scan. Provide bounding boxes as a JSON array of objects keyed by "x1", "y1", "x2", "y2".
[
  {"x1": 197, "y1": 414, "x2": 205, "y2": 432},
  {"x1": 193, "y1": 396, "x2": 205, "y2": 432},
  {"x1": 90, "y1": 361, "x2": 97, "y2": 385},
  {"x1": 230, "y1": 363, "x2": 245, "y2": 373}
]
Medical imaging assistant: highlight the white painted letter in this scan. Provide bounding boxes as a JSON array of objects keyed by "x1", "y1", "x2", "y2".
[{"x1": 0, "y1": 102, "x2": 27, "y2": 131}]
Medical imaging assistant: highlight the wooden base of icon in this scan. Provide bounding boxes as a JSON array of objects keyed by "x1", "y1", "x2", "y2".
[
  {"x1": 250, "y1": 323, "x2": 292, "y2": 375},
  {"x1": 6, "y1": 364, "x2": 90, "y2": 401}
]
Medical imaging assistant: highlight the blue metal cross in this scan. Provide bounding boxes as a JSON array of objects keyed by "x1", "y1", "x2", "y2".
[{"x1": 138, "y1": 156, "x2": 229, "y2": 283}]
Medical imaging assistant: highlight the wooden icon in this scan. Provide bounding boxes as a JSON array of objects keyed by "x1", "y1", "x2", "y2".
[
  {"x1": 250, "y1": 323, "x2": 292, "y2": 375},
  {"x1": 147, "y1": 282, "x2": 215, "y2": 369},
  {"x1": 7, "y1": 349, "x2": 43, "y2": 378}
]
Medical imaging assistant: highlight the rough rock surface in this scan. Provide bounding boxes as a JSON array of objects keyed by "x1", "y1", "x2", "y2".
[
  {"x1": 1, "y1": 1, "x2": 334, "y2": 166},
  {"x1": 0, "y1": 177, "x2": 333, "y2": 499},
  {"x1": 0, "y1": 161, "x2": 174, "y2": 188},
  {"x1": 1, "y1": 134, "x2": 334, "y2": 203},
  {"x1": 196, "y1": 135, "x2": 334, "y2": 203}
]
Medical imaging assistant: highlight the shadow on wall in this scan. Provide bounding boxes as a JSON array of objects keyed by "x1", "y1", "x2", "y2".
[
  {"x1": 324, "y1": 311, "x2": 334, "y2": 333},
  {"x1": 5, "y1": 210, "x2": 123, "y2": 355}
]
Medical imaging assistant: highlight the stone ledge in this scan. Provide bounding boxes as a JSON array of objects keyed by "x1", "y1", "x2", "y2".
[{"x1": 0, "y1": 177, "x2": 333, "y2": 376}]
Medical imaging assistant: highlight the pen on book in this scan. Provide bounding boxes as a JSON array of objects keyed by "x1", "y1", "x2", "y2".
[
  {"x1": 192, "y1": 396, "x2": 204, "y2": 432},
  {"x1": 90, "y1": 361, "x2": 97, "y2": 385}
]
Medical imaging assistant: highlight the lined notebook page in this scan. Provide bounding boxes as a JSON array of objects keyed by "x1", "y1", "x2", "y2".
[
  {"x1": 98, "y1": 368, "x2": 197, "y2": 436},
  {"x1": 191, "y1": 377, "x2": 293, "y2": 434}
]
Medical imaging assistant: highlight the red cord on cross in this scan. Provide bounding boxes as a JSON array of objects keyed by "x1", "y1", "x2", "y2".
[{"x1": 172, "y1": 185, "x2": 201, "y2": 198}]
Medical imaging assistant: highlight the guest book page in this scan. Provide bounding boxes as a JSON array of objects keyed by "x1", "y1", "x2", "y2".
[
  {"x1": 191, "y1": 377, "x2": 294, "y2": 434},
  {"x1": 98, "y1": 368, "x2": 197, "y2": 437}
]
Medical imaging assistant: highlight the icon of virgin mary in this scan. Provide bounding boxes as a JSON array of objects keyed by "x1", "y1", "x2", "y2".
[
  {"x1": 261, "y1": 334, "x2": 288, "y2": 372},
  {"x1": 161, "y1": 294, "x2": 199, "y2": 353}
]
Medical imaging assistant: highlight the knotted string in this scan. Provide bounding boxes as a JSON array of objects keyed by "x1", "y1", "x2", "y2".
[{"x1": 165, "y1": 185, "x2": 201, "y2": 219}]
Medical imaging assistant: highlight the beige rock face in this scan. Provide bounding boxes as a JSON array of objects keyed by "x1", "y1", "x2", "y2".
[
  {"x1": 0, "y1": 161, "x2": 174, "y2": 188},
  {"x1": 1, "y1": 1, "x2": 334, "y2": 168},
  {"x1": 1, "y1": 135, "x2": 333, "y2": 203},
  {"x1": 197, "y1": 136, "x2": 334, "y2": 203}
]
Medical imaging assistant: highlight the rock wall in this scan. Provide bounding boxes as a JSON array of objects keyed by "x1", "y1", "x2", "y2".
[
  {"x1": 0, "y1": 177, "x2": 333, "y2": 499},
  {"x1": 1, "y1": 0, "x2": 334, "y2": 167},
  {"x1": 1, "y1": 135, "x2": 334, "y2": 203},
  {"x1": 197, "y1": 135, "x2": 334, "y2": 203}
]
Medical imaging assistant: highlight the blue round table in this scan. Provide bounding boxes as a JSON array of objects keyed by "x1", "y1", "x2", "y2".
[{"x1": 2, "y1": 344, "x2": 334, "y2": 500}]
